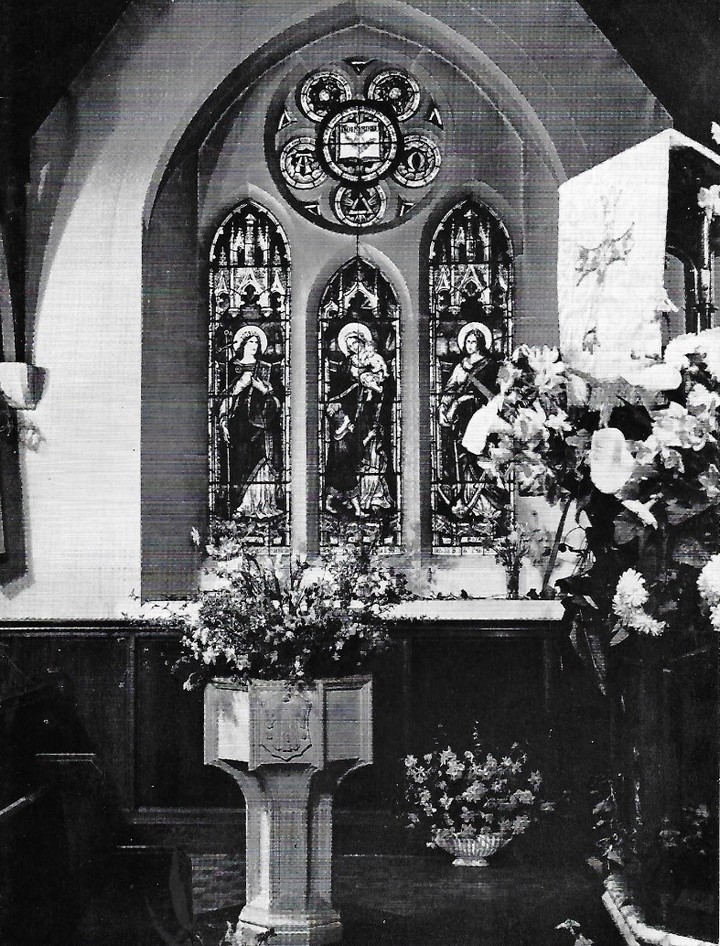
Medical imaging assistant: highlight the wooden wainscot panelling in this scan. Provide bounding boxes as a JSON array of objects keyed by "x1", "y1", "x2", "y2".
[{"x1": 0, "y1": 609, "x2": 564, "y2": 852}]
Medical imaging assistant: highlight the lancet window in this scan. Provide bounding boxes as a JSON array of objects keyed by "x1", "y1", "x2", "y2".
[
  {"x1": 429, "y1": 199, "x2": 514, "y2": 550},
  {"x1": 318, "y1": 258, "x2": 401, "y2": 547},
  {"x1": 208, "y1": 202, "x2": 291, "y2": 547}
]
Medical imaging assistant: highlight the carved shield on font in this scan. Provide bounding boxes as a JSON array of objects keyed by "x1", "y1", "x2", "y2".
[{"x1": 258, "y1": 689, "x2": 313, "y2": 762}]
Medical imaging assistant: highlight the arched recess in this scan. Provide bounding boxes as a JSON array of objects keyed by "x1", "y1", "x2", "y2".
[
  {"x1": 427, "y1": 197, "x2": 514, "y2": 551},
  {"x1": 140, "y1": 12, "x2": 557, "y2": 595},
  {"x1": 208, "y1": 200, "x2": 291, "y2": 547},
  {"x1": 134, "y1": 0, "x2": 667, "y2": 601}
]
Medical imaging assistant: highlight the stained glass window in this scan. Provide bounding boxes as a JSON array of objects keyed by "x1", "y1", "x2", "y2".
[
  {"x1": 274, "y1": 62, "x2": 444, "y2": 232},
  {"x1": 429, "y1": 199, "x2": 514, "y2": 550},
  {"x1": 208, "y1": 202, "x2": 291, "y2": 546},
  {"x1": 319, "y1": 258, "x2": 400, "y2": 546}
]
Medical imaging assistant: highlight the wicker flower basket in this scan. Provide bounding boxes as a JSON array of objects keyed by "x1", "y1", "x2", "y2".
[{"x1": 434, "y1": 833, "x2": 509, "y2": 867}]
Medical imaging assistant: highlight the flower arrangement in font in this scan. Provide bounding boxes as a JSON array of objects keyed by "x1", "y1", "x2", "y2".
[
  {"x1": 402, "y1": 733, "x2": 554, "y2": 848},
  {"x1": 176, "y1": 529, "x2": 411, "y2": 688}
]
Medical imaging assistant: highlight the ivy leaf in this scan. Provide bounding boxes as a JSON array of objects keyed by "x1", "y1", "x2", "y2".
[
  {"x1": 666, "y1": 498, "x2": 711, "y2": 525},
  {"x1": 613, "y1": 511, "x2": 645, "y2": 546},
  {"x1": 672, "y1": 538, "x2": 713, "y2": 567}
]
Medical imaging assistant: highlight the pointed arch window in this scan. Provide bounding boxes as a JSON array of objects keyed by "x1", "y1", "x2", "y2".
[
  {"x1": 318, "y1": 258, "x2": 400, "y2": 547},
  {"x1": 429, "y1": 198, "x2": 514, "y2": 550},
  {"x1": 208, "y1": 201, "x2": 291, "y2": 546}
]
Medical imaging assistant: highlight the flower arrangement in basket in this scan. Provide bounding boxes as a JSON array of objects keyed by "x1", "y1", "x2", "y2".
[
  {"x1": 175, "y1": 522, "x2": 412, "y2": 689},
  {"x1": 402, "y1": 732, "x2": 554, "y2": 866}
]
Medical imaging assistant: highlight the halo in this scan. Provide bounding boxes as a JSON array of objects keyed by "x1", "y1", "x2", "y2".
[
  {"x1": 457, "y1": 321, "x2": 492, "y2": 353},
  {"x1": 233, "y1": 325, "x2": 268, "y2": 355},
  {"x1": 338, "y1": 321, "x2": 373, "y2": 356}
]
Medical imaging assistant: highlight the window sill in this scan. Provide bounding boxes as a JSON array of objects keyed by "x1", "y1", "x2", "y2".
[{"x1": 384, "y1": 598, "x2": 564, "y2": 624}]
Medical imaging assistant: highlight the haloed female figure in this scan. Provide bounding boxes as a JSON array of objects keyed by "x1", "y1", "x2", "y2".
[
  {"x1": 218, "y1": 326, "x2": 283, "y2": 519},
  {"x1": 438, "y1": 321, "x2": 500, "y2": 519}
]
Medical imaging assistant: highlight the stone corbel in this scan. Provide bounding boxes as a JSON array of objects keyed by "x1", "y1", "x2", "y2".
[
  {"x1": 0, "y1": 225, "x2": 45, "y2": 410},
  {"x1": 0, "y1": 362, "x2": 46, "y2": 410}
]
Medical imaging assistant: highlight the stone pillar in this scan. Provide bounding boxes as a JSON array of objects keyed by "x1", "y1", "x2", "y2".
[{"x1": 204, "y1": 677, "x2": 373, "y2": 946}]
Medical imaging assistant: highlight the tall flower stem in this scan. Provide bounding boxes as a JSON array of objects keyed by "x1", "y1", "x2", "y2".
[{"x1": 540, "y1": 495, "x2": 573, "y2": 598}]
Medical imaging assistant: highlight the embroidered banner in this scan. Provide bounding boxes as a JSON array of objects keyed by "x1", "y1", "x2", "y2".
[{"x1": 558, "y1": 133, "x2": 672, "y2": 378}]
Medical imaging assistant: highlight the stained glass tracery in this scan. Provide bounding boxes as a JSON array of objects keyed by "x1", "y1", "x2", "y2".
[
  {"x1": 208, "y1": 202, "x2": 291, "y2": 546},
  {"x1": 273, "y1": 61, "x2": 444, "y2": 231},
  {"x1": 430, "y1": 199, "x2": 514, "y2": 550},
  {"x1": 319, "y1": 259, "x2": 400, "y2": 547}
]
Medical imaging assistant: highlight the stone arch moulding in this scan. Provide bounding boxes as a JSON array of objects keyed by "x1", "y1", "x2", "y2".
[{"x1": 142, "y1": 0, "x2": 583, "y2": 229}]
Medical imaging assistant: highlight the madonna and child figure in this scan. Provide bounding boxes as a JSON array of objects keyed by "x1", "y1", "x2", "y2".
[
  {"x1": 324, "y1": 321, "x2": 394, "y2": 519},
  {"x1": 218, "y1": 325, "x2": 284, "y2": 520}
]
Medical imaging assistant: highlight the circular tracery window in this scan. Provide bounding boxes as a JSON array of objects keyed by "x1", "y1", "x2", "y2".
[{"x1": 272, "y1": 60, "x2": 444, "y2": 231}]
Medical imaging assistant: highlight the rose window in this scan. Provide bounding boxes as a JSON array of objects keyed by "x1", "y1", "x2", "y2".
[{"x1": 272, "y1": 61, "x2": 444, "y2": 231}]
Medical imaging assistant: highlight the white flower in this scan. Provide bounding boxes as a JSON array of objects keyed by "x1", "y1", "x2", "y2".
[
  {"x1": 613, "y1": 569, "x2": 648, "y2": 611},
  {"x1": 446, "y1": 758, "x2": 465, "y2": 780},
  {"x1": 513, "y1": 789, "x2": 535, "y2": 805},
  {"x1": 698, "y1": 184, "x2": 720, "y2": 219},
  {"x1": 439, "y1": 748, "x2": 458, "y2": 766},
  {"x1": 404, "y1": 755, "x2": 418, "y2": 769},
  {"x1": 545, "y1": 408, "x2": 572, "y2": 434},
  {"x1": 621, "y1": 499, "x2": 658, "y2": 529},
  {"x1": 566, "y1": 372, "x2": 590, "y2": 406},
  {"x1": 665, "y1": 327, "x2": 720, "y2": 381},
  {"x1": 461, "y1": 395, "x2": 512, "y2": 456},
  {"x1": 513, "y1": 403, "x2": 549, "y2": 442},
  {"x1": 528, "y1": 771, "x2": 543, "y2": 789},
  {"x1": 462, "y1": 781, "x2": 488, "y2": 803},
  {"x1": 698, "y1": 554, "x2": 720, "y2": 607},
  {"x1": 512, "y1": 815, "x2": 531, "y2": 835},
  {"x1": 621, "y1": 362, "x2": 682, "y2": 393},
  {"x1": 687, "y1": 384, "x2": 720, "y2": 416},
  {"x1": 710, "y1": 606, "x2": 720, "y2": 633},
  {"x1": 589, "y1": 428, "x2": 635, "y2": 494},
  {"x1": 17, "y1": 422, "x2": 43, "y2": 450},
  {"x1": 628, "y1": 612, "x2": 665, "y2": 637},
  {"x1": 526, "y1": 346, "x2": 565, "y2": 393}
]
